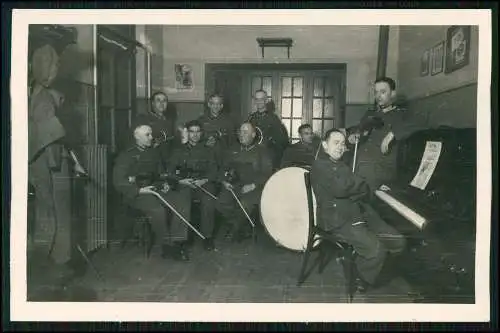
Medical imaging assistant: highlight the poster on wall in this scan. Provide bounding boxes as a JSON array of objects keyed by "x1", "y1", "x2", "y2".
[
  {"x1": 444, "y1": 25, "x2": 471, "y2": 74},
  {"x1": 175, "y1": 64, "x2": 194, "y2": 91}
]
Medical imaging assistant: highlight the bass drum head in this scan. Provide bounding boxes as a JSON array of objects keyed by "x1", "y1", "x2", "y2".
[{"x1": 260, "y1": 167, "x2": 318, "y2": 252}]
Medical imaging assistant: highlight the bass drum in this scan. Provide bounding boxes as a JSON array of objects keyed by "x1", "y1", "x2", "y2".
[{"x1": 260, "y1": 166, "x2": 319, "y2": 252}]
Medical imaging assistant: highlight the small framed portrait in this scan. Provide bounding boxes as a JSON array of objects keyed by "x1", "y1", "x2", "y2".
[
  {"x1": 430, "y1": 41, "x2": 445, "y2": 76},
  {"x1": 444, "y1": 25, "x2": 471, "y2": 74},
  {"x1": 420, "y1": 49, "x2": 430, "y2": 76}
]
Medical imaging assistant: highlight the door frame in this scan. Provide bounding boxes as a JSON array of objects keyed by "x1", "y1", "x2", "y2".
[{"x1": 205, "y1": 63, "x2": 347, "y2": 127}]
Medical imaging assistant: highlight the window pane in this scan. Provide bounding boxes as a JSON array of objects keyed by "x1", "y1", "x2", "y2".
[
  {"x1": 252, "y1": 77, "x2": 262, "y2": 94},
  {"x1": 323, "y1": 119, "x2": 335, "y2": 132},
  {"x1": 281, "y1": 98, "x2": 292, "y2": 118},
  {"x1": 282, "y1": 120, "x2": 291, "y2": 138},
  {"x1": 313, "y1": 99, "x2": 323, "y2": 118},
  {"x1": 262, "y1": 77, "x2": 272, "y2": 97},
  {"x1": 313, "y1": 77, "x2": 324, "y2": 97},
  {"x1": 281, "y1": 77, "x2": 292, "y2": 97},
  {"x1": 293, "y1": 77, "x2": 303, "y2": 97},
  {"x1": 312, "y1": 119, "x2": 323, "y2": 134},
  {"x1": 324, "y1": 98, "x2": 335, "y2": 117},
  {"x1": 291, "y1": 138, "x2": 300, "y2": 144},
  {"x1": 325, "y1": 78, "x2": 335, "y2": 97},
  {"x1": 291, "y1": 119, "x2": 302, "y2": 138},
  {"x1": 292, "y1": 98, "x2": 303, "y2": 118}
]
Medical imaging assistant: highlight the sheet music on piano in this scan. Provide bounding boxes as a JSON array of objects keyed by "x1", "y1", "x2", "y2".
[{"x1": 409, "y1": 141, "x2": 443, "y2": 190}]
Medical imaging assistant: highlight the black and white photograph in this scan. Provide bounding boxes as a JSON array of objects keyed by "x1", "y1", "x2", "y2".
[{"x1": 9, "y1": 9, "x2": 492, "y2": 323}]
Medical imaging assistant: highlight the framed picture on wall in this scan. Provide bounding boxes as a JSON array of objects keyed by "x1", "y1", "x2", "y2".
[
  {"x1": 430, "y1": 41, "x2": 444, "y2": 75},
  {"x1": 420, "y1": 49, "x2": 430, "y2": 76},
  {"x1": 444, "y1": 25, "x2": 471, "y2": 74}
]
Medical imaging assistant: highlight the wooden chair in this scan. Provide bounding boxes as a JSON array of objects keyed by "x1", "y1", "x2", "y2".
[{"x1": 297, "y1": 171, "x2": 359, "y2": 303}]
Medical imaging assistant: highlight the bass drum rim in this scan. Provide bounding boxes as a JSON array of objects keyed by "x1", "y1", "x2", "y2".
[{"x1": 259, "y1": 166, "x2": 319, "y2": 253}]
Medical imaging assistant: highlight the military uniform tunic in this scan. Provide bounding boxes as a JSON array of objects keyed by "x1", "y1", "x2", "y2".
[
  {"x1": 310, "y1": 154, "x2": 406, "y2": 284},
  {"x1": 215, "y1": 143, "x2": 274, "y2": 231},
  {"x1": 167, "y1": 142, "x2": 219, "y2": 238},
  {"x1": 248, "y1": 110, "x2": 290, "y2": 169},
  {"x1": 112, "y1": 145, "x2": 190, "y2": 247},
  {"x1": 197, "y1": 112, "x2": 238, "y2": 166},
  {"x1": 348, "y1": 105, "x2": 425, "y2": 190},
  {"x1": 135, "y1": 111, "x2": 177, "y2": 167}
]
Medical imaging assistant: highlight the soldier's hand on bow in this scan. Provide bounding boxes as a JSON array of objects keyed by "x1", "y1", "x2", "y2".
[
  {"x1": 241, "y1": 183, "x2": 256, "y2": 194},
  {"x1": 222, "y1": 181, "x2": 233, "y2": 191},
  {"x1": 206, "y1": 136, "x2": 217, "y2": 147},
  {"x1": 179, "y1": 178, "x2": 196, "y2": 188},
  {"x1": 74, "y1": 162, "x2": 87, "y2": 176},
  {"x1": 160, "y1": 182, "x2": 170, "y2": 193},
  {"x1": 381, "y1": 131, "x2": 395, "y2": 154},
  {"x1": 348, "y1": 133, "x2": 360, "y2": 144},
  {"x1": 379, "y1": 184, "x2": 391, "y2": 192},
  {"x1": 193, "y1": 178, "x2": 208, "y2": 187},
  {"x1": 139, "y1": 185, "x2": 156, "y2": 194}
]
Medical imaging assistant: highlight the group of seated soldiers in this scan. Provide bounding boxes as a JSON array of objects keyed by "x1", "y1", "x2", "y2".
[
  {"x1": 113, "y1": 89, "x2": 302, "y2": 262},
  {"x1": 113, "y1": 77, "x2": 425, "y2": 292}
]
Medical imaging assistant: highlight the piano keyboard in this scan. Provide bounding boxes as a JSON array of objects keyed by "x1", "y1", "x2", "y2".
[{"x1": 375, "y1": 190, "x2": 428, "y2": 230}]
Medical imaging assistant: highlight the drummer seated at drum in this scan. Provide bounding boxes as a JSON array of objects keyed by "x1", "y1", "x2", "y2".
[
  {"x1": 280, "y1": 124, "x2": 322, "y2": 169},
  {"x1": 216, "y1": 122, "x2": 274, "y2": 242},
  {"x1": 310, "y1": 128, "x2": 406, "y2": 291}
]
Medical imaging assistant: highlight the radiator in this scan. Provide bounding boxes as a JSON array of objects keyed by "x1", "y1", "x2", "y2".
[{"x1": 83, "y1": 144, "x2": 108, "y2": 253}]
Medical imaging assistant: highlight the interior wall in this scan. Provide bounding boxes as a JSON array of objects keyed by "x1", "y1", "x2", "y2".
[{"x1": 397, "y1": 25, "x2": 479, "y2": 128}]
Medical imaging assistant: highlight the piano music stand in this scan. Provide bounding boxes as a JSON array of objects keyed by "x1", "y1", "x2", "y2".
[{"x1": 297, "y1": 171, "x2": 359, "y2": 303}]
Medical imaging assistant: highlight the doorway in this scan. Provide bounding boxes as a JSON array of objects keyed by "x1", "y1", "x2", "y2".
[
  {"x1": 205, "y1": 64, "x2": 346, "y2": 142},
  {"x1": 96, "y1": 25, "x2": 139, "y2": 155}
]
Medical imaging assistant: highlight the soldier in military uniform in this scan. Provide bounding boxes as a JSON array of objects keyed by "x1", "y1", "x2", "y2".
[
  {"x1": 135, "y1": 91, "x2": 177, "y2": 166},
  {"x1": 347, "y1": 77, "x2": 426, "y2": 190},
  {"x1": 216, "y1": 122, "x2": 274, "y2": 242},
  {"x1": 247, "y1": 90, "x2": 290, "y2": 170},
  {"x1": 197, "y1": 93, "x2": 238, "y2": 165},
  {"x1": 112, "y1": 124, "x2": 191, "y2": 261},
  {"x1": 310, "y1": 128, "x2": 406, "y2": 290},
  {"x1": 280, "y1": 124, "x2": 322, "y2": 169},
  {"x1": 166, "y1": 120, "x2": 219, "y2": 251}
]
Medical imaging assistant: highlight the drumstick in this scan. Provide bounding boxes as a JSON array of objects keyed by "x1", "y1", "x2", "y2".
[
  {"x1": 142, "y1": 188, "x2": 206, "y2": 240},
  {"x1": 352, "y1": 140, "x2": 359, "y2": 173},
  {"x1": 228, "y1": 187, "x2": 256, "y2": 228},
  {"x1": 314, "y1": 140, "x2": 322, "y2": 160}
]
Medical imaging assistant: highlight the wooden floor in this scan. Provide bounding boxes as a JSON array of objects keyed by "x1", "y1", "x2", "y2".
[{"x1": 27, "y1": 225, "x2": 417, "y2": 303}]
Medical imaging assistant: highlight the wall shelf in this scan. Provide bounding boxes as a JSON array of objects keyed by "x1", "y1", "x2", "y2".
[{"x1": 256, "y1": 38, "x2": 294, "y2": 59}]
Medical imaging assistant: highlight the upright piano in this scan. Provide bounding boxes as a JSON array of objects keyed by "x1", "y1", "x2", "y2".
[{"x1": 370, "y1": 126, "x2": 477, "y2": 303}]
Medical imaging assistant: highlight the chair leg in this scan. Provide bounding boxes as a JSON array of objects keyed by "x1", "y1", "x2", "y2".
[
  {"x1": 347, "y1": 249, "x2": 357, "y2": 303},
  {"x1": 318, "y1": 244, "x2": 333, "y2": 274},
  {"x1": 297, "y1": 240, "x2": 314, "y2": 286}
]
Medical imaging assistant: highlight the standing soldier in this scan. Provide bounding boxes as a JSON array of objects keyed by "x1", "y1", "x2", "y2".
[
  {"x1": 167, "y1": 120, "x2": 219, "y2": 251},
  {"x1": 216, "y1": 122, "x2": 274, "y2": 242},
  {"x1": 135, "y1": 91, "x2": 177, "y2": 167},
  {"x1": 197, "y1": 93, "x2": 237, "y2": 165},
  {"x1": 346, "y1": 77, "x2": 425, "y2": 190},
  {"x1": 247, "y1": 90, "x2": 290, "y2": 170},
  {"x1": 112, "y1": 124, "x2": 191, "y2": 261}
]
